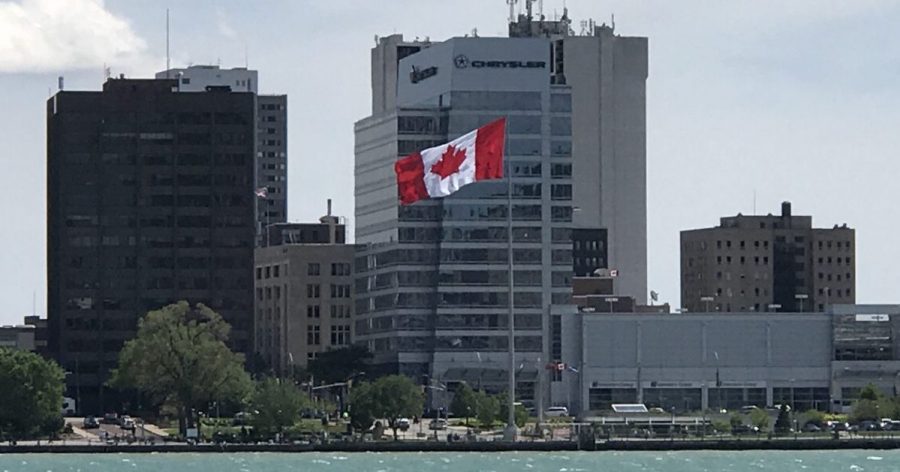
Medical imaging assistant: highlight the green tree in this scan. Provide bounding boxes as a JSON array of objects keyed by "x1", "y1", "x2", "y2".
[
  {"x1": 474, "y1": 390, "x2": 499, "y2": 428},
  {"x1": 859, "y1": 383, "x2": 883, "y2": 401},
  {"x1": 850, "y1": 399, "x2": 881, "y2": 423},
  {"x1": 0, "y1": 348, "x2": 65, "y2": 439},
  {"x1": 801, "y1": 409, "x2": 827, "y2": 427},
  {"x1": 450, "y1": 383, "x2": 477, "y2": 423},
  {"x1": 348, "y1": 375, "x2": 423, "y2": 440},
  {"x1": 348, "y1": 381, "x2": 377, "y2": 432},
  {"x1": 497, "y1": 393, "x2": 528, "y2": 428},
  {"x1": 109, "y1": 301, "x2": 253, "y2": 436},
  {"x1": 729, "y1": 413, "x2": 743, "y2": 429},
  {"x1": 307, "y1": 346, "x2": 372, "y2": 384},
  {"x1": 749, "y1": 408, "x2": 770, "y2": 431},
  {"x1": 774, "y1": 404, "x2": 791, "y2": 434},
  {"x1": 249, "y1": 377, "x2": 309, "y2": 438}
]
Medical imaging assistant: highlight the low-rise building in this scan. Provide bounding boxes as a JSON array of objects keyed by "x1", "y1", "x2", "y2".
[
  {"x1": 254, "y1": 208, "x2": 357, "y2": 375},
  {"x1": 559, "y1": 304, "x2": 900, "y2": 416},
  {"x1": 0, "y1": 325, "x2": 36, "y2": 351}
]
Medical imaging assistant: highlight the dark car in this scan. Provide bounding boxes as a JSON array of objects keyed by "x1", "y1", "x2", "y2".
[
  {"x1": 101, "y1": 413, "x2": 119, "y2": 424},
  {"x1": 82, "y1": 416, "x2": 100, "y2": 429},
  {"x1": 731, "y1": 425, "x2": 760, "y2": 435}
]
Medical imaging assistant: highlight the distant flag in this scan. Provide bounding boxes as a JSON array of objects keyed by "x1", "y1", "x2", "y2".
[
  {"x1": 609, "y1": 269, "x2": 619, "y2": 277},
  {"x1": 255, "y1": 187, "x2": 268, "y2": 198},
  {"x1": 567, "y1": 365, "x2": 579, "y2": 374}
]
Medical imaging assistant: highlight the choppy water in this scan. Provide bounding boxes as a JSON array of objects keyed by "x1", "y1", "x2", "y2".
[{"x1": 0, "y1": 451, "x2": 898, "y2": 472}]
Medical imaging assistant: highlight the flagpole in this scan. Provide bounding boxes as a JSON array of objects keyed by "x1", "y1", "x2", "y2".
[{"x1": 504, "y1": 125, "x2": 517, "y2": 441}]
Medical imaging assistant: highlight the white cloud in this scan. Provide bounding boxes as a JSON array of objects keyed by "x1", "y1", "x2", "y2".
[{"x1": 0, "y1": 0, "x2": 148, "y2": 73}]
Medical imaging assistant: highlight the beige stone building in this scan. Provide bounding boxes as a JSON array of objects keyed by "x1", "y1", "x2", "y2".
[
  {"x1": 681, "y1": 202, "x2": 855, "y2": 313},
  {"x1": 254, "y1": 215, "x2": 356, "y2": 375}
]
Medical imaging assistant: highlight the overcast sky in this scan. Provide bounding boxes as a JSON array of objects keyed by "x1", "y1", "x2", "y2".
[{"x1": 1, "y1": 0, "x2": 899, "y2": 325}]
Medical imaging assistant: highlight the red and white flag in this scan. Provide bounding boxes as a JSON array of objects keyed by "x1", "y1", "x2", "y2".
[{"x1": 395, "y1": 118, "x2": 505, "y2": 205}]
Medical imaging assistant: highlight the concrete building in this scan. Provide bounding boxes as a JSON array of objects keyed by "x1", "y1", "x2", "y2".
[
  {"x1": 47, "y1": 78, "x2": 257, "y2": 411},
  {"x1": 354, "y1": 12, "x2": 647, "y2": 407},
  {"x1": 0, "y1": 325, "x2": 36, "y2": 351},
  {"x1": 23, "y1": 315, "x2": 48, "y2": 355},
  {"x1": 157, "y1": 65, "x2": 288, "y2": 239},
  {"x1": 254, "y1": 211, "x2": 356, "y2": 375},
  {"x1": 681, "y1": 202, "x2": 855, "y2": 313},
  {"x1": 356, "y1": 32, "x2": 576, "y2": 404},
  {"x1": 559, "y1": 304, "x2": 900, "y2": 416}
]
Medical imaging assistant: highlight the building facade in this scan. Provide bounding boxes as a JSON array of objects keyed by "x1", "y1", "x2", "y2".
[
  {"x1": 681, "y1": 202, "x2": 855, "y2": 313},
  {"x1": 47, "y1": 78, "x2": 257, "y2": 411},
  {"x1": 356, "y1": 30, "x2": 583, "y2": 406},
  {"x1": 0, "y1": 325, "x2": 36, "y2": 351},
  {"x1": 157, "y1": 66, "x2": 288, "y2": 238},
  {"x1": 560, "y1": 305, "x2": 900, "y2": 416},
  {"x1": 254, "y1": 216, "x2": 355, "y2": 375}
]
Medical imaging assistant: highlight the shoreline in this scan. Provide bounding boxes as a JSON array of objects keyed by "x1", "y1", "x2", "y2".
[{"x1": 3, "y1": 438, "x2": 900, "y2": 453}]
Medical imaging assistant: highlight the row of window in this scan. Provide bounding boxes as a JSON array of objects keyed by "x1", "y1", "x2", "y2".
[
  {"x1": 306, "y1": 325, "x2": 350, "y2": 346},
  {"x1": 308, "y1": 262, "x2": 351, "y2": 276},
  {"x1": 306, "y1": 284, "x2": 351, "y2": 299}
]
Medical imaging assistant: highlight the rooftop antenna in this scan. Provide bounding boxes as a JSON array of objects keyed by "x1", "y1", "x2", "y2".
[
  {"x1": 244, "y1": 43, "x2": 248, "y2": 68},
  {"x1": 611, "y1": 13, "x2": 615, "y2": 30},
  {"x1": 166, "y1": 8, "x2": 170, "y2": 77},
  {"x1": 506, "y1": 0, "x2": 517, "y2": 23},
  {"x1": 753, "y1": 189, "x2": 757, "y2": 215}
]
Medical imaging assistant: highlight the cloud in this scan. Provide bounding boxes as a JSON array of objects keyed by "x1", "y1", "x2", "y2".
[
  {"x1": 0, "y1": 0, "x2": 148, "y2": 73},
  {"x1": 216, "y1": 7, "x2": 237, "y2": 39}
]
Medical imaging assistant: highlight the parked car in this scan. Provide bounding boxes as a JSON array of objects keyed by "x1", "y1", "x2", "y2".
[
  {"x1": 828, "y1": 421, "x2": 850, "y2": 432},
  {"x1": 396, "y1": 418, "x2": 411, "y2": 431},
  {"x1": 739, "y1": 405, "x2": 759, "y2": 414},
  {"x1": 731, "y1": 424, "x2": 760, "y2": 435},
  {"x1": 429, "y1": 418, "x2": 448, "y2": 430},
  {"x1": 82, "y1": 416, "x2": 100, "y2": 429},
  {"x1": 802, "y1": 423, "x2": 822, "y2": 433},
  {"x1": 120, "y1": 415, "x2": 136, "y2": 431},
  {"x1": 545, "y1": 406, "x2": 569, "y2": 417},
  {"x1": 101, "y1": 413, "x2": 119, "y2": 424}
]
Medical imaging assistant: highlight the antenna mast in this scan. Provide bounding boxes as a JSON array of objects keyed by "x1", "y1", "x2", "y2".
[
  {"x1": 166, "y1": 8, "x2": 170, "y2": 77},
  {"x1": 506, "y1": 0, "x2": 517, "y2": 23}
]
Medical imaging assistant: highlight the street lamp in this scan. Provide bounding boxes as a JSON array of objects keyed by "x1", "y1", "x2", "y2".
[
  {"x1": 794, "y1": 294, "x2": 809, "y2": 312},
  {"x1": 700, "y1": 296, "x2": 714, "y2": 312}
]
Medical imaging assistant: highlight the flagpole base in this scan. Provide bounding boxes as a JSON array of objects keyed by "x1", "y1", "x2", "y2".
[{"x1": 503, "y1": 424, "x2": 518, "y2": 442}]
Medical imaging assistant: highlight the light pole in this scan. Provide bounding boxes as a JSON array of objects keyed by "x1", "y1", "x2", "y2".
[
  {"x1": 794, "y1": 294, "x2": 808, "y2": 312},
  {"x1": 700, "y1": 296, "x2": 714, "y2": 312}
]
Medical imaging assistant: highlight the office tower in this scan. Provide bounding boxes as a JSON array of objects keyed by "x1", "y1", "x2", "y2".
[
  {"x1": 356, "y1": 31, "x2": 574, "y2": 404},
  {"x1": 254, "y1": 205, "x2": 355, "y2": 375},
  {"x1": 47, "y1": 78, "x2": 257, "y2": 411},
  {"x1": 681, "y1": 201, "x2": 856, "y2": 313},
  {"x1": 510, "y1": 15, "x2": 648, "y2": 302},
  {"x1": 354, "y1": 12, "x2": 647, "y2": 407},
  {"x1": 157, "y1": 65, "x2": 288, "y2": 237}
]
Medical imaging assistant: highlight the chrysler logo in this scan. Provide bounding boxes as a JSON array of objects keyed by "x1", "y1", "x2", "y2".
[{"x1": 454, "y1": 54, "x2": 546, "y2": 70}]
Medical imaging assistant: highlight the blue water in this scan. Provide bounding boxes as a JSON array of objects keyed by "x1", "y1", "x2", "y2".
[{"x1": 0, "y1": 451, "x2": 898, "y2": 471}]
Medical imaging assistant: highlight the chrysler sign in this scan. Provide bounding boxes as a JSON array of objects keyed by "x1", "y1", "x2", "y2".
[{"x1": 453, "y1": 54, "x2": 546, "y2": 70}]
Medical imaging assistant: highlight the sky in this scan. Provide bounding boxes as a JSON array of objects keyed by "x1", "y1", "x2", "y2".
[{"x1": 1, "y1": 0, "x2": 899, "y2": 325}]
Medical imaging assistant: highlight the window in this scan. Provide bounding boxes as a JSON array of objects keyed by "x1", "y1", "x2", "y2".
[
  {"x1": 308, "y1": 263, "x2": 320, "y2": 276},
  {"x1": 331, "y1": 325, "x2": 351, "y2": 345},
  {"x1": 307, "y1": 326, "x2": 320, "y2": 345},
  {"x1": 307, "y1": 305, "x2": 320, "y2": 318},
  {"x1": 332, "y1": 263, "x2": 350, "y2": 276},
  {"x1": 273, "y1": 265, "x2": 280, "y2": 278},
  {"x1": 265, "y1": 266, "x2": 271, "y2": 279},
  {"x1": 307, "y1": 284, "x2": 320, "y2": 298}
]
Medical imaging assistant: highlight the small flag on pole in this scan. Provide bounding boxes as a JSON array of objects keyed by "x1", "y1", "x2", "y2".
[
  {"x1": 255, "y1": 187, "x2": 268, "y2": 198},
  {"x1": 567, "y1": 365, "x2": 579, "y2": 374}
]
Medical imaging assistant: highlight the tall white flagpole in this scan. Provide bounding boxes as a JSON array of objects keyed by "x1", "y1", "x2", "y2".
[{"x1": 504, "y1": 123, "x2": 517, "y2": 440}]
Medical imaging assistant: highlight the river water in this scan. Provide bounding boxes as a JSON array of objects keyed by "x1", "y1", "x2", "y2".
[{"x1": 0, "y1": 451, "x2": 897, "y2": 471}]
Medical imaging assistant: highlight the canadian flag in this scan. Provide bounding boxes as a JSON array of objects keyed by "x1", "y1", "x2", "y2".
[{"x1": 395, "y1": 118, "x2": 506, "y2": 205}]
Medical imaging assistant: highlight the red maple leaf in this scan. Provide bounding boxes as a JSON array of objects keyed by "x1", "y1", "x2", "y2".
[{"x1": 429, "y1": 145, "x2": 468, "y2": 179}]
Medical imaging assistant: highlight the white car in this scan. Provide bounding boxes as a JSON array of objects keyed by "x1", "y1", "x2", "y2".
[
  {"x1": 396, "y1": 418, "x2": 411, "y2": 431},
  {"x1": 545, "y1": 406, "x2": 569, "y2": 417}
]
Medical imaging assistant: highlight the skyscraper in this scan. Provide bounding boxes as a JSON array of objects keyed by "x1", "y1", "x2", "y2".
[
  {"x1": 156, "y1": 66, "x2": 288, "y2": 238},
  {"x1": 354, "y1": 13, "x2": 647, "y2": 407},
  {"x1": 47, "y1": 78, "x2": 257, "y2": 411},
  {"x1": 681, "y1": 202, "x2": 856, "y2": 313}
]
